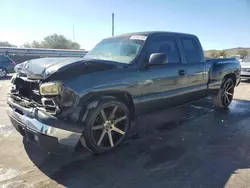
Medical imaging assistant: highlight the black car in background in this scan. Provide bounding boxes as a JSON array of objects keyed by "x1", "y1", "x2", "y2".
[{"x1": 0, "y1": 55, "x2": 16, "y2": 77}]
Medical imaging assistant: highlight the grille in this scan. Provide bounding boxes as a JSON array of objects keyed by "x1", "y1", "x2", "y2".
[
  {"x1": 11, "y1": 77, "x2": 60, "y2": 114},
  {"x1": 12, "y1": 77, "x2": 42, "y2": 104}
]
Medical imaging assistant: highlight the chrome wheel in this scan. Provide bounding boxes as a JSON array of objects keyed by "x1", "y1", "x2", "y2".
[
  {"x1": 0, "y1": 68, "x2": 7, "y2": 78},
  {"x1": 222, "y1": 79, "x2": 234, "y2": 106},
  {"x1": 91, "y1": 104, "x2": 129, "y2": 149}
]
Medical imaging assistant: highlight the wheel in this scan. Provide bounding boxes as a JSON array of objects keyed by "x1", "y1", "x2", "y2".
[
  {"x1": 80, "y1": 98, "x2": 131, "y2": 153},
  {"x1": 0, "y1": 68, "x2": 7, "y2": 78},
  {"x1": 212, "y1": 77, "x2": 235, "y2": 109}
]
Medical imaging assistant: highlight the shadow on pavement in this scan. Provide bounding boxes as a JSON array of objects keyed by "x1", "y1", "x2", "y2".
[
  {"x1": 23, "y1": 138, "x2": 91, "y2": 178},
  {"x1": 0, "y1": 75, "x2": 12, "y2": 80},
  {"x1": 24, "y1": 99, "x2": 250, "y2": 188}
]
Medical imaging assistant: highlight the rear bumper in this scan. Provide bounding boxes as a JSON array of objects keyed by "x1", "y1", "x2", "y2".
[
  {"x1": 6, "y1": 66, "x2": 15, "y2": 73},
  {"x1": 240, "y1": 76, "x2": 250, "y2": 80},
  {"x1": 241, "y1": 70, "x2": 250, "y2": 79},
  {"x1": 7, "y1": 97, "x2": 82, "y2": 154}
]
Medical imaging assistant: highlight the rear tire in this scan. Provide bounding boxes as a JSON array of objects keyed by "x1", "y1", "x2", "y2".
[
  {"x1": 212, "y1": 77, "x2": 235, "y2": 109},
  {"x1": 80, "y1": 98, "x2": 131, "y2": 153}
]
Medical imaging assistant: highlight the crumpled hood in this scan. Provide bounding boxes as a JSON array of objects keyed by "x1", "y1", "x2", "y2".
[{"x1": 14, "y1": 57, "x2": 121, "y2": 80}]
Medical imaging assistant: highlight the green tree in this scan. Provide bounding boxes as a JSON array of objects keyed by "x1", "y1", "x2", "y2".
[
  {"x1": 23, "y1": 40, "x2": 42, "y2": 48},
  {"x1": 218, "y1": 50, "x2": 227, "y2": 58},
  {"x1": 209, "y1": 50, "x2": 219, "y2": 58},
  {"x1": 237, "y1": 49, "x2": 248, "y2": 59},
  {"x1": 23, "y1": 34, "x2": 81, "y2": 49},
  {"x1": 0, "y1": 41, "x2": 16, "y2": 47}
]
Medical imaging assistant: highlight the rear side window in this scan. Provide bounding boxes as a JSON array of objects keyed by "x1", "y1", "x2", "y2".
[
  {"x1": 180, "y1": 37, "x2": 201, "y2": 63},
  {"x1": 0, "y1": 56, "x2": 11, "y2": 62},
  {"x1": 0, "y1": 56, "x2": 8, "y2": 61},
  {"x1": 147, "y1": 35, "x2": 181, "y2": 64}
]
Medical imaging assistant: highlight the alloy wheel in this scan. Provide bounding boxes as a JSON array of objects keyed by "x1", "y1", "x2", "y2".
[
  {"x1": 222, "y1": 79, "x2": 234, "y2": 106},
  {"x1": 0, "y1": 69, "x2": 7, "y2": 78},
  {"x1": 91, "y1": 104, "x2": 129, "y2": 149}
]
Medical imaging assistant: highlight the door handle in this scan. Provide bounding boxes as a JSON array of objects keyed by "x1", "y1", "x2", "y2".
[{"x1": 178, "y1": 69, "x2": 186, "y2": 76}]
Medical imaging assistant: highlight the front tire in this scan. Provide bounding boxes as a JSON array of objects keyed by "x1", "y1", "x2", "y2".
[
  {"x1": 212, "y1": 77, "x2": 235, "y2": 109},
  {"x1": 80, "y1": 98, "x2": 131, "y2": 153},
  {"x1": 0, "y1": 68, "x2": 7, "y2": 78}
]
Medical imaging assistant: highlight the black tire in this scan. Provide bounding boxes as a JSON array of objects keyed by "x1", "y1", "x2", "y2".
[
  {"x1": 0, "y1": 68, "x2": 7, "y2": 78},
  {"x1": 80, "y1": 98, "x2": 131, "y2": 153},
  {"x1": 212, "y1": 77, "x2": 235, "y2": 109}
]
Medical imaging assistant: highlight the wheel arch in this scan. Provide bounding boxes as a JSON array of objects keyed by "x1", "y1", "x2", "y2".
[
  {"x1": 79, "y1": 92, "x2": 133, "y2": 153},
  {"x1": 79, "y1": 91, "x2": 135, "y2": 123},
  {"x1": 0, "y1": 66, "x2": 8, "y2": 72},
  {"x1": 223, "y1": 73, "x2": 236, "y2": 86},
  {"x1": 208, "y1": 72, "x2": 237, "y2": 96}
]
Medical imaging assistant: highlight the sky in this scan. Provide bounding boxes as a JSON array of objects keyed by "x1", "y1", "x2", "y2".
[{"x1": 1, "y1": 0, "x2": 250, "y2": 50}]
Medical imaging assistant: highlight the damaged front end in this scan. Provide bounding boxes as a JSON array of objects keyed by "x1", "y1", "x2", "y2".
[
  {"x1": 7, "y1": 74, "x2": 83, "y2": 154},
  {"x1": 7, "y1": 57, "x2": 122, "y2": 154},
  {"x1": 10, "y1": 74, "x2": 80, "y2": 116}
]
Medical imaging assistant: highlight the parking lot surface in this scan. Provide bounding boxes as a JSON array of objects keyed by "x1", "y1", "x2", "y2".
[{"x1": 0, "y1": 77, "x2": 250, "y2": 188}]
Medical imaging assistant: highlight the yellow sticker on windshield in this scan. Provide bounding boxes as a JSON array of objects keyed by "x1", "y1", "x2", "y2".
[{"x1": 130, "y1": 35, "x2": 147, "y2": 40}]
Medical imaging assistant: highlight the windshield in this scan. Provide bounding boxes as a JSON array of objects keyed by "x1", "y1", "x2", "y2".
[
  {"x1": 84, "y1": 35, "x2": 146, "y2": 64},
  {"x1": 242, "y1": 55, "x2": 250, "y2": 62}
]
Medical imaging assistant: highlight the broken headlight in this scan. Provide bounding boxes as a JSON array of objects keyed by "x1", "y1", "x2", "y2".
[{"x1": 40, "y1": 82, "x2": 63, "y2": 96}]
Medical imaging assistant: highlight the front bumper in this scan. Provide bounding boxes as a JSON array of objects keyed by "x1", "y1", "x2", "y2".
[{"x1": 7, "y1": 97, "x2": 82, "y2": 154}]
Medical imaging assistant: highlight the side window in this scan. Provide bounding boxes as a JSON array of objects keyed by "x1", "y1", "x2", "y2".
[
  {"x1": 0, "y1": 56, "x2": 7, "y2": 61},
  {"x1": 181, "y1": 37, "x2": 201, "y2": 63},
  {"x1": 147, "y1": 35, "x2": 181, "y2": 64}
]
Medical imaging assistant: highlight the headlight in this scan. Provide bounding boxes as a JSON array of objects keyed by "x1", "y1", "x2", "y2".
[{"x1": 40, "y1": 82, "x2": 63, "y2": 96}]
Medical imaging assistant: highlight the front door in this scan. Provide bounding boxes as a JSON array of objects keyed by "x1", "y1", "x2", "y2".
[{"x1": 136, "y1": 34, "x2": 188, "y2": 116}]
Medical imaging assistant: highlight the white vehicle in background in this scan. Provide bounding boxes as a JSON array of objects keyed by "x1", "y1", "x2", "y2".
[
  {"x1": 230, "y1": 55, "x2": 242, "y2": 62},
  {"x1": 240, "y1": 55, "x2": 250, "y2": 80}
]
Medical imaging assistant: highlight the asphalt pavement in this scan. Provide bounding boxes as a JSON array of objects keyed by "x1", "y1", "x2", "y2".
[{"x1": 0, "y1": 78, "x2": 250, "y2": 188}]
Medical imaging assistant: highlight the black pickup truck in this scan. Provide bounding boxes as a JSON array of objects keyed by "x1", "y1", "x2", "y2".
[{"x1": 8, "y1": 31, "x2": 241, "y2": 154}]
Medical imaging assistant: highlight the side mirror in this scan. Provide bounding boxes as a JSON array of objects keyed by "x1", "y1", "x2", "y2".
[{"x1": 148, "y1": 53, "x2": 168, "y2": 65}]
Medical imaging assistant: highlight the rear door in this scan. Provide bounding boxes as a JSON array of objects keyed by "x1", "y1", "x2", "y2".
[
  {"x1": 0, "y1": 56, "x2": 9, "y2": 68},
  {"x1": 136, "y1": 34, "x2": 188, "y2": 116},
  {"x1": 179, "y1": 36, "x2": 208, "y2": 102}
]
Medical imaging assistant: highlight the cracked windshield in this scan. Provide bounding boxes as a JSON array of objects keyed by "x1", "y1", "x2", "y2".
[{"x1": 0, "y1": 0, "x2": 250, "y2": 188}]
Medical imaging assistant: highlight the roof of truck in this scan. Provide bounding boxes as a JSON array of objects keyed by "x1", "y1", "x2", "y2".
[{"x1": 111, "y1": 31, "x2": 196, "y2": 38}]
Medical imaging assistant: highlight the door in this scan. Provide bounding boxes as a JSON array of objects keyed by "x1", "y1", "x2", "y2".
[
  {"x1": 179, "y1": 36, "x2": 208, "y2": 102},
  {"x1": 136, "y1": 34, "x2": 188, "y2": 116},
  {"x1": 0, "y1": 56, "x2": 13, "y2": 73},
  {"x1": 0, "y1": 56, "x2": 9, "y2": 73}
]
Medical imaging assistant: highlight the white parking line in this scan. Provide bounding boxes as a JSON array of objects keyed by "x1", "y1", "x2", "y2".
[
  {"x1": 0, "y1": 166, "x2": 20, "y2": 182},
  {"x1": 190, "y1": 105, "x2": 214, "y2": 112}
]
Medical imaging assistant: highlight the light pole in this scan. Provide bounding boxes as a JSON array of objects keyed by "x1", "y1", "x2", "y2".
[{"x1": 112, "y1": 13, "x2": 114, "y2": 36}]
